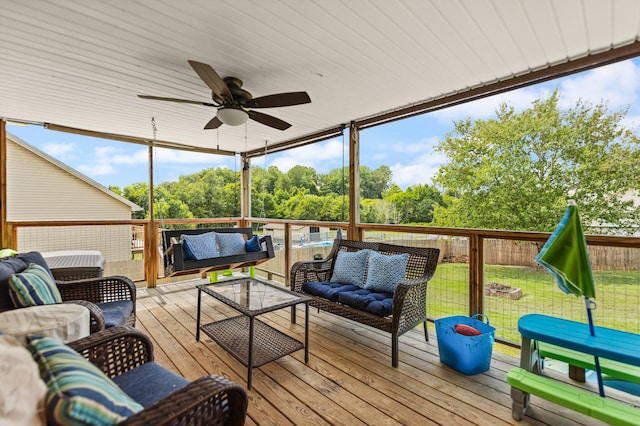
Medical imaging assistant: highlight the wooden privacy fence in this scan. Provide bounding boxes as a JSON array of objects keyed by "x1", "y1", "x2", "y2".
[{"x1": 264, "y1": 238, "x2": 640, "y2": 276}]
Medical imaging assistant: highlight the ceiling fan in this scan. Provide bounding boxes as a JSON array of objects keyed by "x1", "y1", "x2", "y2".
[{"x1": 138, "y1": 60, "x2": 311, "y2": 130}]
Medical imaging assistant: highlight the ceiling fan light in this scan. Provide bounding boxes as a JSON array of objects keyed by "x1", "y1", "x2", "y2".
[{"x1": 217, "y1": 108, "x2": 249, "y2": 126}]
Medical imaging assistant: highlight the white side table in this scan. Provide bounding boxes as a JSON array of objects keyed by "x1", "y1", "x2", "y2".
[{"x1": 0, "y1": 304, "x2": 90, "y2": 343}]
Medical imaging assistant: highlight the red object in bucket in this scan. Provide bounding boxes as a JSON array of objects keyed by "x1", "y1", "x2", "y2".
[{"x1": 454, "y1": 323, "x2": 481, "y2": 336}]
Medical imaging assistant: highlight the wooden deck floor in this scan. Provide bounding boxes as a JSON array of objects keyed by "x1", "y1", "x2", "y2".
[{"x1": 136, "y1": 279, "x2": 613, "y2": 426}]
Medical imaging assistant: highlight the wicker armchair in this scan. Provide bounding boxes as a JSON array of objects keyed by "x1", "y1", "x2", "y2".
[
  {"x1": 0, "y1": 251, "x2": 136, "y2": 333},
  {"x1": 55, "y1": 274, "x2": 137, "y2": 332},
  {"x1": 291, "y1": 239, "x2": 440, "y2": 367},
  {"x1": 66, "y1": 326, "x2": 248, "y2": 425}
]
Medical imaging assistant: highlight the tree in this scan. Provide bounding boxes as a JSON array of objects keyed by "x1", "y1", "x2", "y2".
[
  {"x1": 360, "y1": 165, "x2": 392, "y2": 199},
  {"x1": 432, "y1": 90, "x2": 640, "y2": 233},
  {"x1": 385, "y1": 184, "x2": 443, "y2": 224},
  {"x1": 123, "y1": 182, "x2": 149, "y2": 219}
]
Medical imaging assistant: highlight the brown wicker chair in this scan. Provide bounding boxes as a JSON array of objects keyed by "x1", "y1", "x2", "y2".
[
  {"x1": 55, "y1": 274, "x2": 137, "y2": 332},
  {"x1": 0, "y1": 251, "x2": 136, "y2": 333},
  {"x1": 66, "y1": 326, "x2": 248, "y2": 425},
  {"x1": 290, "y1": 239, "x2": 440, "y2": 367}
]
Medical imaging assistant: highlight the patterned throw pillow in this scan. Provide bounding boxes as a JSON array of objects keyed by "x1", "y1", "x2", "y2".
[
  {"x1": 245, "y1": 235, "x2": 263, "y2": 252},
  {"x1": 363, "y1": 251, "x2": 409, "y2": 293},
  {"x1": 330, "y1": 250, "x2": 370, "y2": 287},
  {"x1": 26, "y1": 335, "x2": 142, "y2": 426},
  {"x1": 9, "y1": 263, "x2": 62, "y2": 307},
  {"x1": 180, "y1": 232, "x2": 217, "y2": 260},
  {"x1": 216, "y1": 233, "x2": 247, "y2": 256}
]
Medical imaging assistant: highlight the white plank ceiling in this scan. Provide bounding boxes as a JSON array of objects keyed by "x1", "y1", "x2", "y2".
[{"x1": 1, "y1": 0, "x2": 640, "y2": 155}]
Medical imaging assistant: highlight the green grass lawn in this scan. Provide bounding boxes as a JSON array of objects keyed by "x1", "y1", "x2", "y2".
[{"x1": 428, "y1": 263, "x2": 640, "y2": 355}]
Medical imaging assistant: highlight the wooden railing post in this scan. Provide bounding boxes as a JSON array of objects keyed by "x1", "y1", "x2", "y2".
[
  {"x1": 284, "y1": 222, "x2": 291, "y2": 286},
  {"x1": 0, "y1": 120, "x2": 8, "y2": 249},
  {"x1": 469, "y1": 234, "x2": 484, "y2": 316},
  {"x1": 348, "y1": 122, "x2": 360, "y2": 241}
]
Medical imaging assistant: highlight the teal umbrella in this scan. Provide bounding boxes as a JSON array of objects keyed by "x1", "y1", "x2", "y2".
[{"x1": 535, "y1": 200, "x2": 604, "y2": 396}]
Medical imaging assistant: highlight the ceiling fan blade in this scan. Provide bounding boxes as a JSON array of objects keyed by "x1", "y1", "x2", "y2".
[
  {"x1": 188, "y1": 60, "x2": 233, "y2": 103},
  {"x1": 137, "y1": 95, "x2": 216, "y2": 107},
  {"x1": 248, "y1": 110, "x2": 291, "y2": 130},
  {"x1": 204, "y1": 116, "x2": 223, "y2": 129},
  {"x1": 244, "y1": 91, "x2": 311, "y2": 108}
]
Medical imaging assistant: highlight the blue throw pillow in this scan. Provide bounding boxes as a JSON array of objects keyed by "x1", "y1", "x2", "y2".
[
  {"x1": 364, "y1": 251, "x2": 409, "y2": 293},
  {"x1": 245, "y1": 235, "x2": 262, "y2": 252},
  {"x1": 216, "y1": 233, "x2": 247, "y2": 256},
  {"x1": 9, "y1": 263, "x2": 62, "y2": 307},
  {"x1": 26, "y1": 335, "x2": 142, "y2": 425},
  {"x1": 180, "y1": 232, "x2": 217, "y2": 260},
  {"x1": 330, "y1": 250, "x2": 370, "y2": 287}
]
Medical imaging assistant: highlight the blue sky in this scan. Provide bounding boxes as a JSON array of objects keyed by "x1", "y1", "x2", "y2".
[{"x1": 8, "y1": 59, "x2": 640, "y2": 190}]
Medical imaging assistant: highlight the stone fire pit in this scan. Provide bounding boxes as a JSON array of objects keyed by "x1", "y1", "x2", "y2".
[{"x1": 485, "y1": 282, "x2": 523, "y2": 300}]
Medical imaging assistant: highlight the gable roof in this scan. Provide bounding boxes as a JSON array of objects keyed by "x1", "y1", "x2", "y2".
[{"x1": 8, "y1": 132, "x2": 142, "y2": 212}]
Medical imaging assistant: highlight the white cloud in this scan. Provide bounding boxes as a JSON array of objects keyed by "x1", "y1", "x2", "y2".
[
  {"x1": 559, "y1": 61, "x2": 640, "y2": 109},
  {"x1": 430, "y1": 87, "x2": 551, "y2": 124},
  {"x1": 112, "y1": 149, "x2": 147, "y2": 165},
  {"x1": 78, "y1": 162, "x2": 116, "y2": 176},
  {"x1": 429, "y1": 60, "x2": 640, "y2": 126},
  {"x1": 390, "y1": 149, "x2": 447, "y2": 188},
  {"x1": 265, "y1": 138, "x2": 344, "y2": 172},
  {"x1": 153, "y1": 148, "x2": 227, "y2": 165},
  {"x1": 41, "y1": 142, "x2": 75, "y2": 159}
]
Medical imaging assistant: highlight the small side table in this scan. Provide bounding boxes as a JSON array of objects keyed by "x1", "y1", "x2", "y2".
[
  {"x1": 42, "y1": 250, "x2": 105, "y2": 280},
  {"x1": 0, "y1": 304, "x2": 90, "y2": 343}
]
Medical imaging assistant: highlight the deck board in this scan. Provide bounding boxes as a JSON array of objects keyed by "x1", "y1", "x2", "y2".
[{"x1": 135, "y1": 279, "x2": 613, "y2": 425}]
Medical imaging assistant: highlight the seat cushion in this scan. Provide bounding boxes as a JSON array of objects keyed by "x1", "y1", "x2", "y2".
[
  {"x1": 363, "y1": 251, "x2": 408, "y2": 293},
  {"x1": 9, "y1": 263, "x2": 62, "y2": 307},
  {"x1": 96, "y1": 300, "x2": 134, "y2": 328},
  {"x1": 25, "y1": 335, "x2": 142, "y2": 426},
  {"x1": 337, "y1": 288, "x2": 394, "y2": 317},
  {"x1": 216, "y1": 233, "x2": 247, "y2": 256},
  {"x1": 0, "y1": 251, "x2": 53, "y2": 310},
  {"x1": 245, "y1": 235, "x2": 262, "y2": 252},
  {"x1": 329, "y1": 249, "x2": 370, "y2": 287},
  {"x1": 302, "y1": 281, "x2": 360, "y2": 302},
  {"x1": 112, "y1": 361, "x2": 189, "y2": 407},
  {"x1": 180, "y1": 232, "x2": 217, "y2": 260}
]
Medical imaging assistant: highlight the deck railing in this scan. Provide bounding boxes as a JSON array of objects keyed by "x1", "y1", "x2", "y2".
[{"x1": 7, "y1": 218, "x2": 640, "y2": 347}]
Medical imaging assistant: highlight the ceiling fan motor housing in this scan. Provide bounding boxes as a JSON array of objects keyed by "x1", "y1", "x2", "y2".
[{"x1": 223, "y1": 77, "x2": 253, "y2": 104}]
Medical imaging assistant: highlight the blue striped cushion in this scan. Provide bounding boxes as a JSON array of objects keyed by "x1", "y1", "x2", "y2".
[
  {"x1": 26, "y1": 335, "x2": 143, "y2": 426},
  {"x1": 9, "y1": 263, "x2": 62, "y2": 307}
]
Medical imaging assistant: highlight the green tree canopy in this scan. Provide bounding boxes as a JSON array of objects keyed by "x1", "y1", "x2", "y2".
[{"x1": 432, "y1": 90, "x2": 640, "y2": 233}]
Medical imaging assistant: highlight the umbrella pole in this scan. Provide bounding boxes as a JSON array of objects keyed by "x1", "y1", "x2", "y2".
[{"x1": 586, "y1": 297, "x2": 605, "y2": 397}]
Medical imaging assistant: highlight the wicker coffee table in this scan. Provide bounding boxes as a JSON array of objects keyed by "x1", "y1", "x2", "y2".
[{"x1": 196, "y1": 277, "x2": 310, "y2": 389}]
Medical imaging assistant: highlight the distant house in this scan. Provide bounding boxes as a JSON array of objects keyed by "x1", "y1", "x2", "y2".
[
  {"x1": 262, "y1": 223, "x2": 332, "y2": 246},
  {"x1": 6, "y1": 132, "x2": 142, "y2": 262}
]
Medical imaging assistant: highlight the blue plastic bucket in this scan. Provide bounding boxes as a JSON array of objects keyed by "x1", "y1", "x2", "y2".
[{"x1": 435, "y1": 314, "x2": 495, "y2": 375}]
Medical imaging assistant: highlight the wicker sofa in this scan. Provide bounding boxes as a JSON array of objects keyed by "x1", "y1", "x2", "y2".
[
  {"x1": 0, "y1": 251, "x2": 136, "y2": 333},
  {"x1": 162, "y1": 227, "x2": 275, "y2": 277},
  {"x1": 290, "y1": 239, "x2": 440, "y2": 367},
  {"x1": 46, "y1": 326, "x2": 247, "y2": 425}
]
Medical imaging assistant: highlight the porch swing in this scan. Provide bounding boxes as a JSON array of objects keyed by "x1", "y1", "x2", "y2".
[{"x1": 157, "y1": 124, "x2": 275, "y2": 278}]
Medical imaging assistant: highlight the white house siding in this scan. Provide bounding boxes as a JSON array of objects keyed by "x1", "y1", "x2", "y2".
[{"x1": 7, "y1": 136, "x2": 136, "y2": 262}]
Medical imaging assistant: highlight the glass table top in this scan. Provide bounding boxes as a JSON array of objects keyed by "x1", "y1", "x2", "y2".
[{"x1": 198, "y1": 277, "x2": 308, "y2": 313}]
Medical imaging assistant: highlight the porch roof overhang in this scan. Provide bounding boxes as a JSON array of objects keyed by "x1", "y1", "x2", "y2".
[{"x1": 2, "y1": 1, "x2": 640, "y2": 157}]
